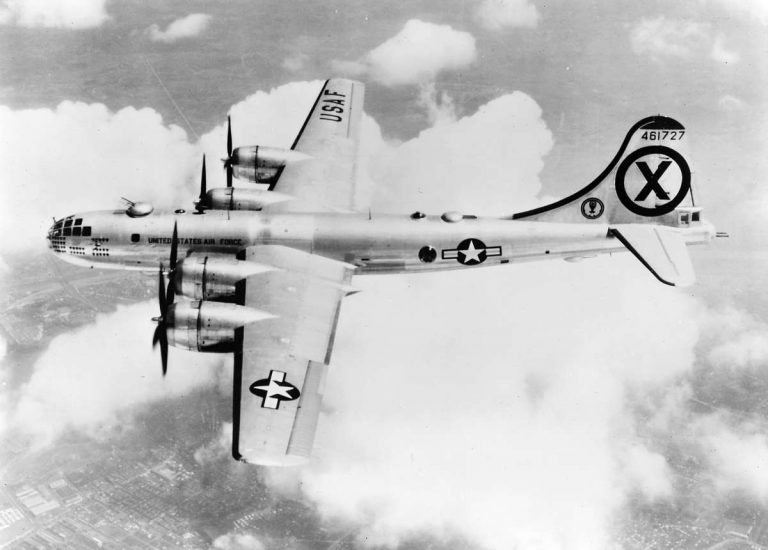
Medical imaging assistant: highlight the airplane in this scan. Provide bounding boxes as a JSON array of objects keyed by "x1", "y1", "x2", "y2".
[{"x1": 47, "y1": 78, "x2": 722, "y2": 466}]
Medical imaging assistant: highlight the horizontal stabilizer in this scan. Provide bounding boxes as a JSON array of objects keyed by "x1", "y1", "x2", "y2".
[{"x1": 609, "y1": 225, "x2": 695, "y2": 287}]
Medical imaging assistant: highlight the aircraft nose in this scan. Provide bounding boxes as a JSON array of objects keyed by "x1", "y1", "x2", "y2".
[{"x1": 48, "y1": 218, "x2": 65, "y2": 252}]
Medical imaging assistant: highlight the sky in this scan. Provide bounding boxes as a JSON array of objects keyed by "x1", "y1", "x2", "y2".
[{"x1": 1, "y1": 1, "x2": 768, "y2": 549}]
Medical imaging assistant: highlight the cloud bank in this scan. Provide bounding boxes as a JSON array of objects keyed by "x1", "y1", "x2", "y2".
[
  {"x1": 332, "y1": 19, "x2": 477, "y2": 87},
  {"x1": 3, "y1": 77, "x2": 762, "y2": 549},
  {"x1": 147, "y1": 13, "x2": 211, "y2": 43},
  {"x1": 475, "y1": 0, "x2": 540, "y2": 29},
  {"x1": 0, "y1": 102, "x2": 197, "y2": 254},
  {"x1": 0, "y1": 0, "x2": 109, "y2": 29},
  {"x1": 629, "y1": 17, "x2": 711, "y2": 60},
  {"x1": 8, "y1": 301, "x2": 222, "y2": 448}
]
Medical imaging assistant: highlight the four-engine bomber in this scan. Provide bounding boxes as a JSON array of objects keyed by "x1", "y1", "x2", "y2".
[{"x1": 46, "y1": 78, "x2": 722, "y2": 466}]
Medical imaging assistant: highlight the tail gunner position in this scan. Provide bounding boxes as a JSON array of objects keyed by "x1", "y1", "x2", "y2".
[{"x1": 46, "y1": 79, "x2": 721, "y2": 466}]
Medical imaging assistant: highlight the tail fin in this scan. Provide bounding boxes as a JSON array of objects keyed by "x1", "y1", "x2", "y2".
[{"x1": 513, "y1": 116, "x2": 694, "y2": 226}]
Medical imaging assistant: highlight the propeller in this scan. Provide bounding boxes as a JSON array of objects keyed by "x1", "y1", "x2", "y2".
[
  {"x1": 222, "y1": 115, "x2": 233, "y2": 188},
  {"x1": 152, "y1": 222, "x2": 178, "y2": 376},
  {"x1": 194, "y1": 155, "x2": 207, "y2": 213}
]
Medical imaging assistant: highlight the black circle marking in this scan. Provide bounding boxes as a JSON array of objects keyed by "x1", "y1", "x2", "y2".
[
  {"x1": 580, "y1": 198, "x2": 604, "y2": 219},
  {"x1": 418, "y1": 246, "x2": 437, "y2": 263},
  {"x1": 615, "y1": 146, "x2": 690, "y2": 217},
  {"x1": 456, "y1": 238, "x2": 487, "y2": 266}
]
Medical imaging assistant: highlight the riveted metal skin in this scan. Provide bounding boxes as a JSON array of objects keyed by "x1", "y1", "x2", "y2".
[
  {"x1": 174, "y1": 253, "x2": 272, "y2": 300},
  {"x1": 206, "y1": 188, "x2": 293, "y2": 211},
  {"x1": 230, "y1": 146, "x2": 311, "y2": 184},
  {"x1": 166, "y1": 301, "x2": 274, "y2": 351},
  {"x1": 47, "y1": 209, "x2": 715, "y2": 276}
]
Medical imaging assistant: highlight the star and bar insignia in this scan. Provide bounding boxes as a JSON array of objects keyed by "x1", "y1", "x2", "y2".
[
  {"x1": 442, "y1": 238, "x2": 502, "y2": 265},
  {"x1": 249, "y1": 370, "x2": 301, "y2": 409}
]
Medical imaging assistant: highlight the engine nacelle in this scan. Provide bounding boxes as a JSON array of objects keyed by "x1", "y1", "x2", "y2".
[
  {"x1": 174, "y1": 253, "x2": 273, "y2": 300},
  {"x1": 206, "y1": 188, "x2": 293, "y2": 211},
  {"x1": 230, "y1": 146, "x2": 310, "y2": 184},
  {"x1": 166, "y1": 300, "x2": 273, "y2": 352}
]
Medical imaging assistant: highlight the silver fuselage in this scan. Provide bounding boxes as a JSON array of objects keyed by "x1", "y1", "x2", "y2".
[{"x1": 46, "y1": 208, "x2": 715, "y2": 273}]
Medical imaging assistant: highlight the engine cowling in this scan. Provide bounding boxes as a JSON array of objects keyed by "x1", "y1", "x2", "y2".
[
  {"x1": 174, "y1": 253, "x2": 273, "y2": 300},
  {"x1": 166, "y1": 300, "x2": 273, "y2": 352},
  {"x1": 205, "y1": 188, "x2": 292, "y2": 211},
  {"x1": 229, "y1": 146, "x2": 310, "y2": 184}
]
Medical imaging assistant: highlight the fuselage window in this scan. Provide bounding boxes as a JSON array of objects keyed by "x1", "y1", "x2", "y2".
[
  {"x1": 692, "y1": 212, "x2": 700, "y2": 222},
  {"x1": 82, "y1": 227, "x2": 92, "y2": 237},
  {"x1": 75, "y1": 218, "x2": 83, "y2": 226},
  {"x1": 680, "y1": 213, "x2": 690, "y2": 225},
  {"x1": 131, "y1": 233, "x2": 140, "y2": 243},
  {"x1": 73, "y1": 227, "x2": 82, "y2": 237}
]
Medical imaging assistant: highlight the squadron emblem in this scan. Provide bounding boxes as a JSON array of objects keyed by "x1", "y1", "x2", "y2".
[{"x1": 580, "y1": 197, "x2": 604, "y2": 219}]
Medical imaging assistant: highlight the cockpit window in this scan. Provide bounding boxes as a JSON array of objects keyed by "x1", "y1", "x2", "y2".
[
  {"x1": 75, "y1": 218, "x2": 82, "y2": 226},
  {"x1": 82, "y1": 226, "x2": 91, "y2": 237},
  {"x1": 64, "y1": 219, "x2": 73, "y2": 227},
  {"x1": 73, "y1": 227, "x2": 82, "y2": 236},
  {"x1": 63, "y1": 227, "x2": 72, "y2": 236}
]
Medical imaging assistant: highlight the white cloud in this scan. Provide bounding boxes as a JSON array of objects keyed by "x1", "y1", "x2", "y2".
[
  {"x1": 711, "y1": 35, "x2": 740, "y2": 64},
  {"x1": 629, "y1": 17, "x2": 710, "y2": 60},
  {"x1": 288, "y1": 257, "x2": 699, "y2": 549},
  {"x1": 697, "y1": 415, "x2": 768, "y2": 503},
  {"x1": 416, "y1": 82, "x2": 458, "y2": 127},
  {"x1": 7, "y1": 78, "x2": 762, "y2": 549},
  {"x1": 282, "y1": 53, "x2": 309, "y2": 73},
  {"x1": 147, "y1": 13, "x2": 211, "y2": 44},
  {"x1": 707, "y1": 0, "x2": 768, "y2": 26},
  {"x1": 369, "y1": 90, "x2": 553, "y2": 214},
  {"x1": 8, "y1": 301, "x2": 222, "y2": 448},
  {"x1": 183, "y1": 81, "x2": 707, "y2": 549},
  {"x1": 620, "y1": 444, "x2": 675, "y2": 502},
  {"x1": 331, "y1": 19, "x2": 477, "y2": 87},
  {"x1": 718, "y1": 94, "x2": 747, "y2": 112},
  {"x1": 705, "y1": 309, "x2": 768, "y2": 370},
  {"x1": 211, "y1": 533, "x2": 265, "y2": 550},
  {"x1": 0, "y1": 101, "x2": 197, "y2": 255},
  {"x1": 475, "y1": 0, "x2": 540, "y2": 30},
  {"x1": 0, "y1": 0, "x2": 109, "y2": 29}
]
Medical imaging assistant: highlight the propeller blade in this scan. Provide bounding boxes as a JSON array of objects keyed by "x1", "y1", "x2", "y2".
[
  {"x1": 152, "y1": 323, "x2": 161, "y2": 347},
  {"x1": 227, "y1": 116, "x2": 232, "y2": 157},
  {"x1": 160, "y1": 329, "x2": 168, "y2": 377},
  {"x1": 226, "y1": 116, "x2": 233, "y2": 188},
  {"x1": 167, "y1": 222, "x2": 178, "y2": 306},
  {"x1": 197, "y1": 155, "x2": 207, "y2": 209},
  {"x1": 169, "y1": 222, "x2": 178, "y2": 271},
  {"x1": 166, "y1": 279, "x2": 175, "y2": 307},
  {"x1": 157, "y1": 263, "x2": 166, "y2": 312}
]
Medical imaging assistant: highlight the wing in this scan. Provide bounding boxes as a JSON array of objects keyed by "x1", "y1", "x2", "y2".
[
  {"x1": 266, "y1": 78, "x2": 365, "y2": 213},
  {"x1": 232, "y1": 245, "x2": 356, "y2": 465}
]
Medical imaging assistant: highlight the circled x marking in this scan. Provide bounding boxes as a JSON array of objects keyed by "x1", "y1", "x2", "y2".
[{"x1": 615, "y1": 145, "x2": 690, "y2": 217}]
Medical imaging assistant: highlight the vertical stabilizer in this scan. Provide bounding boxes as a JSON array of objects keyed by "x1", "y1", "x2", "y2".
[{"x1": 513, "y1": 116, "x2": 694, "y2": 226}]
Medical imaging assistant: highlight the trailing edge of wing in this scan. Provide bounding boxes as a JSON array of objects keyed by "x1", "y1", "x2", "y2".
[{"x1": 609, "y1": 224, "x2": 695, "y2": 287}]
